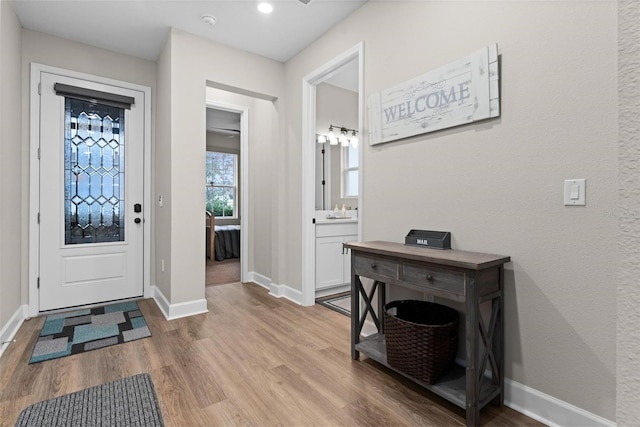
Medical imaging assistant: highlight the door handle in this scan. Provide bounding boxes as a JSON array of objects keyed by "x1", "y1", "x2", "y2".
[{"x1": 134, "y1": 218, "x2": 141, "y2": 224}]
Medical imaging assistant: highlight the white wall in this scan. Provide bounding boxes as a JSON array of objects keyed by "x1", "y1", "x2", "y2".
[
  {"x1": 0, "y1": 0, "x2": 23, "y2": 333},
  {"x1": 161, "y1": 29, "x2": 283, "y2": 304},
  {"x1": 617, "y1": 0, "x2": 640, "y2": 423},
  {"x1": 285, "y1": 1, "x2": 616, "y2": 421}
]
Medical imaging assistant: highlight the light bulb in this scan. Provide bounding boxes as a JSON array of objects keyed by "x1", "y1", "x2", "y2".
[
  {"x1": 350, "y1": 131, "x2": 358, "y2": 148},
  {"x1": 340, "y1": 132, "x2": 349, "y2": 147},
  {"x1": 317, "y1": 134, "x2": 326, "y2": 144},
  {"x1": 328, "y1": 127, "x2": 337, "y2": 145}
]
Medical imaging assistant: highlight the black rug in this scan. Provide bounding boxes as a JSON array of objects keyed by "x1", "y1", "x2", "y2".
[
  {"x1": 29, "y1": 301, "x2": 151, "y2": 364},
  {"x1": 317, "y1": 293, "x2": 351, "y2": 317},
  {"x1": 15, "y1": 373, "x2": 164, "y2": 427}
]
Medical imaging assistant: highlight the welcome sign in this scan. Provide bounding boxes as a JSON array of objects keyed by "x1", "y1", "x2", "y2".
[{"x1": 368, "y1": 44, "x2": 500, "y2": 145}]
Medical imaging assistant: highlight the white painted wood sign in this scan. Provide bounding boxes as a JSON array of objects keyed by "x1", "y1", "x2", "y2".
[{"x1": 368, "y1": 44, "x2": 499, "y2": 145}]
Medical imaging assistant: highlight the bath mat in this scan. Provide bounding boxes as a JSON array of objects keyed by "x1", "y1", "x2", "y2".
[
  {"x1": 317, "y1": 293, "x2": 351, "y2": 317},
  {"x1": 29, "y1": 301, "x2": 151, "y2": 364},
  {"x1": 15, "y1": 373, "x2": 163, "y2": 426}
]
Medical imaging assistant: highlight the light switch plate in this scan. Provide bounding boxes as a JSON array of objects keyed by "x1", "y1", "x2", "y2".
[{"x1": 564, "y1": 179, "x2": 586, "y2": 206}]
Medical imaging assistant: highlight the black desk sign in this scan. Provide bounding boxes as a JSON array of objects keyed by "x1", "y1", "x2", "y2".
[{"x1": 405, "y1": 230, "x2": 451, "y2": 250}]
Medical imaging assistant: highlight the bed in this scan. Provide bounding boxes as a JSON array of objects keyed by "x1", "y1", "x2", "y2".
[
  {"x1": 206, "y1": 212, "x2": 241, "y2": 261},
  {"x1": 213, "y1": 225, "x2": 241, "y2": 260}
]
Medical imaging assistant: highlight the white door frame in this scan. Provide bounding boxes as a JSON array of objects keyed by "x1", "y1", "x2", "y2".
[
  {"x1": 28, "y1": 63, "x2": 152, "y2": 317},
  {"x1": 301, "y1": 42, "x2": 364, "y2": 306},
  {"x1": 205, "y1": 100, "x2": 249, "y2": 283}
]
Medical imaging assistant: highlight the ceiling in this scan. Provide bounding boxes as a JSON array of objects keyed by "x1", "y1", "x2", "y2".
[
  {"x1": 206, "y1": 108, "x2": 241, "y2": 135},
  {"x1": 9, "y1": 0, "x2": 367, "y2": 63}
]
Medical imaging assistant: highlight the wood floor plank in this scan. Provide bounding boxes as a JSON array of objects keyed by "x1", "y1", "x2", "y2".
[
  {"x1": 203, "y1": 398, "x2": 251, "y2": 426},
  {"x1": 152, "y1": 365, "x2": 214, "y2": 426},
  {"x1": 0, "y1": 282, "x2": 544, "y2": 427}
]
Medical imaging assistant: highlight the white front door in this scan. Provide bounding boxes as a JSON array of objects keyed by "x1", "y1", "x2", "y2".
[{"x1": 38, "y1": 72, "x2": 145, "y2": 311}]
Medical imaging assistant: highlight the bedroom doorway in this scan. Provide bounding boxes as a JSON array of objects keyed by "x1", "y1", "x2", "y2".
[{"x1": 205, "y1": 102, "x2": 248, "y2": 285}]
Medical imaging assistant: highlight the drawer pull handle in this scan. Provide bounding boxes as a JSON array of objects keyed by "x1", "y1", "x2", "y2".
[
  {"x1": 426, "y1": 274, "x2": 434, "y2": 281},
  {"x1": 370, "y1": 262, "x2": 377, "y2": 269}
]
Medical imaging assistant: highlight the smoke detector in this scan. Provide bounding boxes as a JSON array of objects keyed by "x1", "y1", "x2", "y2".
[{"x1": 202, "y1": 15, "x2": 217, "y2": 27}]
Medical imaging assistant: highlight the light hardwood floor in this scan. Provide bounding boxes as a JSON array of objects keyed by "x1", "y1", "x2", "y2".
[{"x1": 0, "y1": 283, "x2": 542, "y2": 426}]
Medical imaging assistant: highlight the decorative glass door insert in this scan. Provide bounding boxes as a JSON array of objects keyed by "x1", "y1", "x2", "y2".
[{"x1": 64, "y1": 98, "x2": 125, "y2": 245}]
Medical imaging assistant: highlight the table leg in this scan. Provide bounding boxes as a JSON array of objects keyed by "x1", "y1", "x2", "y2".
[
  {"x1": 492, "y1": 266, "x2": 505, "y2": 406},
  {"x1": 466, "y1": 273, "x2": 480, "y2": 426},
  {"x1": 351, "y1": 261, "x2": 360, "y2": 360},
  {"x1": 377, "y1": 281, "x2": 386, "y2": 334}
]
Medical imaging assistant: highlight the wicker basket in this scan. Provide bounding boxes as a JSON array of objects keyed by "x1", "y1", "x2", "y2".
[{"x1": 384, "y1": 300, "x2": 459, "y2": 385}]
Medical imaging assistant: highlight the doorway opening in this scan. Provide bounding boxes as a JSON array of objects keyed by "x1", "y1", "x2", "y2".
[
  {"x1": 301, "y1": 42, "x2": 364, "y2": 307},
  {"x1": 205, "y1": 102, "x2": 248, "y2": 286}
]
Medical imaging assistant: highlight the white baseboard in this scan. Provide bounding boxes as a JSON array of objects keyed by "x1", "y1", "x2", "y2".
[
  {"x1": 269, "y1": 282, "x2": 302, "y2": 305},
  {"x1": 268, "y1": 282, "x2": 303, "y2": 305},
  {"x1": 0, "y1": 304, "x2": 28, "y2": 359},
  {"x1": 246, "y1": 271, "x2": 303, "y2": 305},
  {"x1": 247, "y1": 271, "x2": 271, "y2": 290},
  {"x1": 152, "y1": 285, "x2": 208, "y2": 320},
  {"x1": 505, "y1": 378, "x2": 616, "y2": 427}
]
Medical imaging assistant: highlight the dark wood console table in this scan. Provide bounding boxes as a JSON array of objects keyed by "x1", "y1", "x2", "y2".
[{"x1": 345, "y1": 241, "x2": 510, "y2": 427}]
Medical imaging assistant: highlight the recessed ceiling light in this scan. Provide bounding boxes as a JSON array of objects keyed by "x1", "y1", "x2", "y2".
[
  {"x1": 257, "y1": 2, "x2": 273, "y2": 14},
  {"x1": 202, "y1": 15, "x2": 217, "y2": 27}
]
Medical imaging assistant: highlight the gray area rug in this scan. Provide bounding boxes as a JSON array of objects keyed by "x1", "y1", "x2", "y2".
[{"x1": 15, "y1": 373, "x2": 163, "y2": 427}]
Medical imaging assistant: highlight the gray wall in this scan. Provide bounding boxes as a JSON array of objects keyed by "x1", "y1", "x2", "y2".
[
  {"x1": 19, "y1": 29, "x2": 158, "y2": 303},
  {"x1": 157, "y1": 29, "x2": 283, "y2": 304},
  {"x1": 1, "y1": 1, "x2": 635, "y2": 423},
  {"x1": 284, "y1": 1, "x2": 616, "y2": 420},
  {"x1": 617, "y1": 0, "x2": 640, "y2": 423},
  {"x1": 0, "y1": 0, "x2": 23, "y2": 334}
]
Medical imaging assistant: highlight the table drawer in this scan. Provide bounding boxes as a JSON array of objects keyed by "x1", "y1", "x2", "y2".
[
  {"x1": 402, "y1": 263, "x2": 465, "y2": 295},
  {"x1": 354, "y1": 255, "x2": 399, "y2": 282}
]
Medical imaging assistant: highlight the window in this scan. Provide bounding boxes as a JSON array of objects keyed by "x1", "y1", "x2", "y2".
[
  {"x1": 342, "y1": 144, "x2": 359, "y2": 198},
  {"x1": 206, "y1": 151, "x2": 237, "y2": 218}
]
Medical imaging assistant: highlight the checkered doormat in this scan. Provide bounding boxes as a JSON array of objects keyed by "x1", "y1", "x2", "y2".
[{"x1": 29, "y1": 301, "x2": 151, "y2": 364}]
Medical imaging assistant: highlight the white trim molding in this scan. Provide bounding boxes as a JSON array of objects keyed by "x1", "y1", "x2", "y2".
[
  {"x1": 505, "y1": 378, "x2": 616, "y2": 427},
  {"x1": 247, "y1": 271, "x2": 272, "y2": 290},
  {"x1": 0, "y1": 305, "x2": 28, "y2": 359},
  {"x1": 268, "y1": 282, "x2": 303, "y2": 305},
  {"x1": 152, "y1": 286, "x2": 208, "y2": 320},
  {"x1": 245, "y1": 272, "x2": 302, "y2": 305}
]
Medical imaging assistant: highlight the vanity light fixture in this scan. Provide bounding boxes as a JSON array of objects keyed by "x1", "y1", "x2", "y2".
[
  {"x1": 318, "y1": 124, "x2": 358, "y2": 148},
  {"x1": 257, "y1": 2, "x2": 273, "y2": 14}
]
